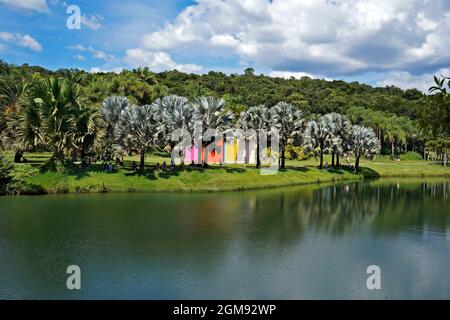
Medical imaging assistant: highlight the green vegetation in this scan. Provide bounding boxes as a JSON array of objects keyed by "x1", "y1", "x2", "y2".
[
  {"x1": 0, "y1": 60, "x2": 449, "y2": 195},
  {"x1": 0, "y1": 151, "x2": 447, "y2": 195}
]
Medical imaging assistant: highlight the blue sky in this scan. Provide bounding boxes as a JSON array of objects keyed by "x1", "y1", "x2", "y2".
[{"x1": 1, "y1": 0, "x2": 449, "y2": 92}]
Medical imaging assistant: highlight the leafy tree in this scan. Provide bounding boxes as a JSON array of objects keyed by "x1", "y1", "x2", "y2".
[
  {"x1": 157, "y1": 95, "x2": 195, "y2": 163},
  {"x1": 349, "y1": 125, "x2": 380, "y2": 173},
  {"x1": 238, "y1": 105, "x2": 271, "y2": 168},
  {"x1": 101, "y1": 96, "x2": 129, "y2": 158},
  {"x1": 323, "y1": 112, "x2": 352, "y2": 167},
  {"x1": 115, "y1": 104, "x2": 162, "y2": 170},
  {"x1": 303, "y1": 115, "x2": 334, "y2": 169},
  {"x1": 269, "y1": 102, "x2": 305, "y2": 169}
]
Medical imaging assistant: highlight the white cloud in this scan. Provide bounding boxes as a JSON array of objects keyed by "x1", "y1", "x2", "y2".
[
  {"x1": 68, "y1": 44, "x2": 114, "y2": 61},
  {"x1": 17, "y1": 34, "x2": 42, "y2": 51},
  {"x1": 130, "y1": 0, "x2": 450, "y2": 77},
  {"x1": 90, "y1": 67, "x2": 123, "y2": 74},
  {"x1": 124, "y1": 48, "x2": 203, "y2": 73},
  {"x1": 0, "y1": 31, "x2": 42, "y2": 51},
  {"x1": 74, "y1": 54, "x2": 86, "y2": 61},
  {"x1": 269, "y1": 71, "x2": 314, "y2": 79},
  {"x1": 81, "y1": 14, "x2": 102, "y2": 31},
  {"x1": 0, "y1": 0, "x2": 48, "y2": 12},
  {"x1": 377, "y1": 68, "x2": 450, "y2": 93}
]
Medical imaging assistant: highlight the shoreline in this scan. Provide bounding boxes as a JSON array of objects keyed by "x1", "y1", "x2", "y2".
[{"x1": 2, "y1": 165, "x2": 450, "y2": 196}]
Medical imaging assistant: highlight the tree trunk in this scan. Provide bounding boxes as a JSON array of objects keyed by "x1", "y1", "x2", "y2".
[
  {"x1": 139, "y1": 150, "x2": 145, "y2": 171},
  {"x1": 281, "y1": 142, "x2": 286, "y2": 169},
  {"x1": 256, "y1": 132, "x2": 261, "y2": 168},
  {"x1": 354, "y1": 156, "x2": 360, "y2": 173},
  {"x1": 391, "y1": 141, "x2": 395, "y2": 159},
  {"x1": 14, "y1": 150, "x2": 23, "y2": 163},
  {"x1": 71, "y1": 150, "x2": 78, "y2": 162},
  {"x1": 319, "y1": 150, "x2": 324, "y2": 169},
  {"x1": 336, "y1": 153, "x2": 340, "y2": 167},
  {"x1": 331, "y1": 152, "x2": 335, "y2": 168},
  {"x1": 53, "y1": 149, "x2": 64, "y2": 161}
]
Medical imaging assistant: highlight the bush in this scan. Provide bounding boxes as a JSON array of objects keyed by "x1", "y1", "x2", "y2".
[
  {"x1": 0, "y1": 152, "x2": 14, "y2": 194},
  {"x1": 0, "y1": 152, "x2": 13, "y2": 181},
  {"x1": 400, "y1": 152, "x2": 423, "y2": 161},
  {"x1": 285, "y1": 145, "x2": 312, "y2": 161}
]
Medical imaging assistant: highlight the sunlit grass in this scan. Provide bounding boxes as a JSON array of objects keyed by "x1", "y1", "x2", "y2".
[{"x1": 4, "y1": 151, "x2": 449, "y2": 194}]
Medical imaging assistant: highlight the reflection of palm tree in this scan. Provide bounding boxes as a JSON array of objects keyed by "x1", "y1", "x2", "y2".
[{"x1": 239, "y1": 180, "x2": 450, "y2": 241}]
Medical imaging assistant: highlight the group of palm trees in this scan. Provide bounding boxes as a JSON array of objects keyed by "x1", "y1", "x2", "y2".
[
  {"x1": 1, "y1": 76, "x2": 380, "y2": 173},
  {"x1": 103, "y1": 95, "x2": 380, "y2": 173}
]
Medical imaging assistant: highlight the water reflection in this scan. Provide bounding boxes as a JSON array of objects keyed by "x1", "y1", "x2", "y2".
[
  {"x1": 0, "y1": 178, "x2": 448, "y2": 299},
  {"x1": 237, "y1": 179, "x2": 449, "y2": 241}
]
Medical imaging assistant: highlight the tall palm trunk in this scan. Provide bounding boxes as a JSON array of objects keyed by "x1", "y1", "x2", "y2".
[
  {"x1": 139, "y1": 149, "x2": 145, "y2": 171},
  {"x1": 53, "y1": 149, "x2": 64, "y2": 161},
  {"x1": 319, "y1": 142, "x2": 324, "y2": 169},
  {"x1": 256, "y1": 131, "x2": 261, "y2": 168},
  {"x1": 354, "y1": 155, "x2": 360, "y2": 173},
  {"x1": 280, "y1": 141, "x2": 286, "y2": 169},
  {"x1": 391, "y1": 141, "x2": 395, "y2": 158}
]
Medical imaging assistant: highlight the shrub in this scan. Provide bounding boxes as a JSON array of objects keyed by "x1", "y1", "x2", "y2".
[
  {"x1": 0, "y1": 152, "x2": 13, "y2": 182},
  {"x1": 285, "y1": 145, "x2": 312, "y2": 161},
  {"x1": 0, "y1": 152, "x2": 14, "y2": 194},
  {"x1": 400, "y1": 152, "x2": 423, "y2": 161}
]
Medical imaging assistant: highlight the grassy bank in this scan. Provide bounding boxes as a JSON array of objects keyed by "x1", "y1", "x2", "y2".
[{"x1": 3, "y1": 152, "x2": 450, "y2": 195}]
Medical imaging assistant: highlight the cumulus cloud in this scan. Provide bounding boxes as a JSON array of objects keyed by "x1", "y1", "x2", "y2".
[
  {"x1": 81, "y1": 14, "x2": 102, "y2": 31},
  {"x1": 0, "y1": 31, "x2": 42, "y2": 51},
  {"x1": 131, "y1": 0, "x2": 450, "y2": 78},
  {"x1": 68, "y1": 44, "x2": 115, "y2": 61},
  {"x1": 0, "y1": 0, "x2": 48, "y2": 12},
  {"x1": 377, "y1": 68, "x2": 450, "y2": 93},
  {"x1": 73, "y1": 54, "x2": 86, "y2": 61},
  {"x1": 270, "y1": 71, "x2": 316, "y2": 79},
  {"x1": 124, "y1": 48, "x2": 203, "y2": 73},
  {"x1": 90, "y1": 67, "x2": 123, "y2": 74}
]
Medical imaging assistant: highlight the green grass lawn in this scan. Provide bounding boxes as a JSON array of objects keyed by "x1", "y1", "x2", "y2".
[{"x1": 3, "y1": 151, "x2": 450, "y2": 195}]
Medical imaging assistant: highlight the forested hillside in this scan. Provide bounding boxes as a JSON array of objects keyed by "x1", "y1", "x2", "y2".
[{"x1": 0, "y1": 60, "x2": 448, "y2": 160}]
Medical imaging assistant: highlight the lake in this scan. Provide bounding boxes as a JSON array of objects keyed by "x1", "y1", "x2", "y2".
[{"x1": 0, "y1": 178, "x2": 449, "y2": 299}]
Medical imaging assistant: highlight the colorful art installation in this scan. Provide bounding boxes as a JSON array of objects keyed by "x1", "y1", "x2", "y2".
[
  {"x1": 244, "y1": 140, "x2": 257, "y2": 164},
  {"x1": 184, "y1": 145, "x2": 200, "y2": 164},
  {"x1": 182, "y1": 137, "x2": 257, "y2": 165},
  {"x1": 224, "y1": 139, "x2": 239, "y2": 164},
  {"x1": 203, "y1": 139, "x2": 224, "y2": 164}
]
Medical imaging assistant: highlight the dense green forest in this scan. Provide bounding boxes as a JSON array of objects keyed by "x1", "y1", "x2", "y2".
[{"x1": 0, "y1": 60, "x2": 449, "y2": 163}]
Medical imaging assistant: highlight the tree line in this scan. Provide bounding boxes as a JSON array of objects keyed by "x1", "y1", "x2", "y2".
[{"x1": 0, "y1": 60, "x2": 448, "y2": 169}]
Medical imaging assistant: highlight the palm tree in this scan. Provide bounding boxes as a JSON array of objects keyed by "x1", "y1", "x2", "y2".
[
  {"x1": 349, "y1": 125, "x2": 380, "y2": 173},
  {"x1": 73, "y1": 103, "x2": 103, "y2": 161},
  {"x1": 157, "y1": 95, "x2": 195, "y2": 164},
  {"x1": 238, "y1": 105, "x2": 270, "y2": 168},
  {"x1": 14, "y1": 98, "x2": 45, "y2": 154},
  {"x1": 101, "y1": 96, "x2": 129, "y2": 159},
  {"x1": 324, "y1": 113, "x2": 352, "y2": 167},
  {"x1": 269, "y1": 102, "x2": 305, "y2": 169},
  {"x1": 193, "y1": 96, "x2": 233, "y2": 165},
  {"x1": 115, "y1": 104, "x2": 162, "y2": 170},
  {"x1": 0, "y1": 74, "x2": 28, "y2": 115},
  {"x1": 304, "y1": 115, "x2": 334, "y2": 169},
  {"x1": 29, "y1": 78, "x2": 82, "y2": 160},
  {"x1": 0, "y1": 73, "x2": 30, "y2": 162}
]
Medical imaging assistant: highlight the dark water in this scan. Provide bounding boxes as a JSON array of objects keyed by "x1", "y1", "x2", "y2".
[{"x1": 0, "y1": 178, "x2": 449, "y2": 299}]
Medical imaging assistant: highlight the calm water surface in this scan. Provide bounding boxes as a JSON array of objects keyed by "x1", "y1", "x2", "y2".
[{"x1": 0, "y1": 178, "x2": 449, "y2": 299}]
